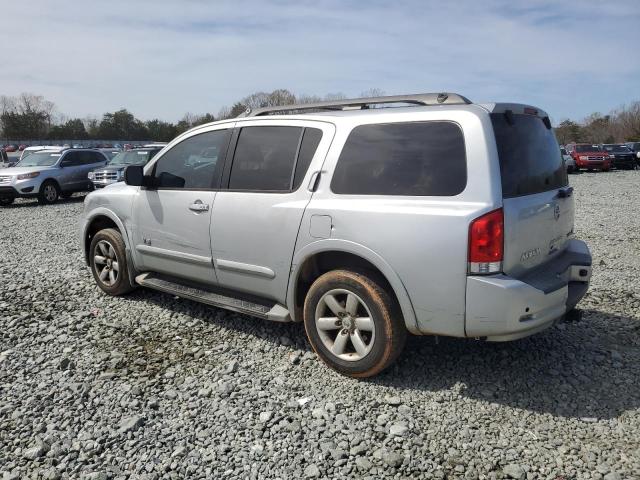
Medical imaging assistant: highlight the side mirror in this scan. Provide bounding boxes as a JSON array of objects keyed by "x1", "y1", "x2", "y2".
[
  {"x1": 124, "y1": 165, "x2": 144, "y2": 186},
  {"x1": 59, "y1": 160, "x2": 71, "y2": 168}
]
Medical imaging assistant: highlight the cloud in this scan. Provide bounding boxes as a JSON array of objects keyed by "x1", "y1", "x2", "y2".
[{"x1": 1, "y1": 0, "x2": 638, "y2": 122}]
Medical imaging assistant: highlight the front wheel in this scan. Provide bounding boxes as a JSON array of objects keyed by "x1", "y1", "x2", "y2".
[
  {"x1": 89, "y1": 228, "x2": 135, "y2": 296},
  {"x1": 303, "y1": 269, "x2": 406, "y2": 378},
  {"x1": 38, "y1": 181, "x2": 59, "y2": 204}
]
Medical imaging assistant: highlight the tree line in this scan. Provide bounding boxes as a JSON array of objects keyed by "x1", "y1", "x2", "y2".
[
  {"x1": 1, "y1": 90, "x2": 639, "y2": 143},
  {"x1": 0, "y1": 89, "x2": 362, "y2": 142}
]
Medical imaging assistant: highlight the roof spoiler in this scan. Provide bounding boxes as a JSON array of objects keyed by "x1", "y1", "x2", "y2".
[{"x1": 238, "y1": 92, "x2": 472, "y2": 117}]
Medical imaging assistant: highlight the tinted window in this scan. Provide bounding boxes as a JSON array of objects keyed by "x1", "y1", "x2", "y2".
[
  {"x1": 293, "y1": 128, "x2": 323, "y2": 190},
  {"x1": 491, "y1": 113, "x2": 567, "y2": 198},
  {"x1": 62, "y1": 151, "x2": 83, "y2": 166},
  {"x1": 229, "y1": 126, "x2": 302, "y2": 191},
  {"x1": 82, "y1": 151, "x2": 105, "y2": 164},
  {"x1": 331, "y1": 122, "x2": 466, "y2": 196},
  {"x1": 154, "y1": 130, "x2": 230, "y2": 189}
]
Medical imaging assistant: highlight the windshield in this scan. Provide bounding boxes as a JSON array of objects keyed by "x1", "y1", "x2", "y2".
[
  {"x1": 16, "y1": 152, "x2": 61, "y2": 167},
  {"x1": 101, "y1": 150, "x2": 121, "y2": 160},
  {"x1": 108, "y1": 150, "x2": 156, "y2": 166},
  {"x1": 603, "y1": 145, "x2": 631, "y2": 153},
  {"x1": 491, "y1": 113, "x2": 567, "y2": 198},
  {"x1": 575, "y1": 144, "x2": 603, "y2": 153}
]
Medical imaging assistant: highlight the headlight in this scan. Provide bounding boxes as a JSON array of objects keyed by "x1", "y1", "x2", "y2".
[
  {"x1": 579, "y1": 156, "x2": 588, "y2": 160},
  {"x1": 17, "y1": 171, "x2": 40, "y2": 180},
  {"x1": 88, "y1": 172, "x2": 95, "y2": 180}
]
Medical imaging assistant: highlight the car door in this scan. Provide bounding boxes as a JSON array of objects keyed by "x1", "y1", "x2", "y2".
[
  {"x1": 79, "y1": 151, "x2": 107, "y2": 190},
  {"x1": 57, "y1": 151, "x2": 83, "y2": 190},
  {"x1": 211, "y1": 120, "x2": 333, "y2": 303},
  {"x1": 131, "y1": 125, "x2": 233, "y2": 285}
]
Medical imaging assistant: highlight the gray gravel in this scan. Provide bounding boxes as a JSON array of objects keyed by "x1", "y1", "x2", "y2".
[{"x1": 1, "y1": 171, "x2": 639, "y2": 479}]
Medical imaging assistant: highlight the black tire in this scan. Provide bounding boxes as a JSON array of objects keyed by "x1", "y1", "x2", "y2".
[
  {"x1": 0, "y1": 197, "x2": 14, "y2": 206},
  {"x1": 61, "y1": 192, "x2": 73, "y2": 199},
  {"x1": 303, "y1": 269, "x2": 406, "y2": 378},
  {"x1": 38, "y1": 180, "x2": 60, "y2": 204},
  {"x1": 89, "y1": 228, "x2": 135, "y2": 296}
]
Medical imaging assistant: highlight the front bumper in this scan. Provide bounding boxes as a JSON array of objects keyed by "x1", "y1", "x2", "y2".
[
  {"x1": 465, "y1": 239, "x2": 591, "y2": 341},
  {"x1": 612, "y1": 157, "x2": 636, "y2": 168}
]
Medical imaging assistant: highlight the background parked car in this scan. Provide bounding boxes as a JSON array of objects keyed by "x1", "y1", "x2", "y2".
[
  {"x1": 602, "y1": 143, "x2": 637, "y2": 169},
  {"x1": 560, "y1": 146, "x2": 575, "y2": 173},
  {"x1": 625, "y1": 142, "x2": 640, "y2": 163},
  {"x1": 4, "y1": 144, "x2": 18, "y2": 152},
  {"x1": 0, "y1": 148, "x2": 108, "y2": 206},
  {"x1": 98, "y1": 148, "x2": 122, "y2": 160},
  {"x1": 88, "y1": 146, "x2": 162, "y2": 188},
  {"x1": 565, "y1": 143, "x2": 611, "y2": 171}
]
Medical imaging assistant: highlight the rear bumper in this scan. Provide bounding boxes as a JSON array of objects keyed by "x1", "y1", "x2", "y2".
[{"x1": 465, "y1": 239, "x2": 591, "y2": 341}]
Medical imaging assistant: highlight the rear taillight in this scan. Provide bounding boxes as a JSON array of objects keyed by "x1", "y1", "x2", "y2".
[{"x1": 468, "y1": 208, "x2": 503, "y2": 275}]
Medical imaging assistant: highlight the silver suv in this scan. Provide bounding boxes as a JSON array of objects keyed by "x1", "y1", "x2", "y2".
[
  {"x1": 0, "y1": 148, "x2": 108, "y2": 206},
  {"x1": 80, "y1": 93, "x2": 592, "y2": 377}
]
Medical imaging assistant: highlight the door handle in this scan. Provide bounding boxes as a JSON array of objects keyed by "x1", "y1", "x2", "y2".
[{"x1": 189, "y1": 200, "x2": 210, "y2": 212}]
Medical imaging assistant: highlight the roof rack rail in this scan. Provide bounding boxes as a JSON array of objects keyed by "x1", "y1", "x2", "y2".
[{"x1": 238, "y1": 92, "x2": 472, "y2": 117}]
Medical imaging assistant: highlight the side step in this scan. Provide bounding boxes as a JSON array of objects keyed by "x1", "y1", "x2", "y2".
[{"x1": 135, "y1": 272, "x2": 291, "y2": 322}]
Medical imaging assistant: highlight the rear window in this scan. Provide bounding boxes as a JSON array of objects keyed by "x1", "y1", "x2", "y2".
[
  {"x1": 491, "y1": 113, "x2": 567, "y2": 198},
  {"x1": 331, "y1": 121, "x2": 467, "y2": 196}
]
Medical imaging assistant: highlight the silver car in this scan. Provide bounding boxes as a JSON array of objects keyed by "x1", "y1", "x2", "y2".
[
  {"x1": 0, "y1": 148, "x2": 108, "y2": 206},
  {"x1": 80, "y1": 92, "x2": 592, "y2": 377}
]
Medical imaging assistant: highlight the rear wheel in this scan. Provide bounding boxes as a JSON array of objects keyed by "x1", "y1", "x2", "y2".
[
  {"x1": 0, "y1": 197, "x2": 14, "y2": 206},
  {"x1": 303, "y1": 269, "x2": 406, "y2": 378},
  {"x1": 89, "y1": 228, "x2": 135, "y2": 296},
  {"x1": 38, "y1": 181, "x2": 59, "y2": 204}
]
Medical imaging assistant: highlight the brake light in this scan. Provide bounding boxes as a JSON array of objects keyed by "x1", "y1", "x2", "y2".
[{"x1": 468, "y1": 208, "x2": 503, "y2": 274}]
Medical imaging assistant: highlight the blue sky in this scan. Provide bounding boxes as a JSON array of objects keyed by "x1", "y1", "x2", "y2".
[{"x1": 1, "y1": 0, "x2": 638, "y2": 123}]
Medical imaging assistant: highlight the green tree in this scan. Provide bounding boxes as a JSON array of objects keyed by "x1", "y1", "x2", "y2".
[
  {"x1": 97, "y1": 109, "x2": 148, "y2": 140},
  {"x1": 145, "y1": 119, "x2": 178, "y2": 142},
  {"x1": 554, "y1": 120, "x2": 584, "y2": 144}
]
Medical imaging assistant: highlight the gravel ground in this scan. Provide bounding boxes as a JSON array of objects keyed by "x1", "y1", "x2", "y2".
[{"x1": 1, "y1": 171, "x2": 638, "y2": 480}]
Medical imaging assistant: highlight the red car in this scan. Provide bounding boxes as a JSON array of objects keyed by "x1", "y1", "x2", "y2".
[
  {"x1": 3, "y1": 144, "x2": 18, "y2": 152},
  {"x1": 18, "y1": 144, "x2": 28, "y2": 151},
  {"x1": 565, "y1": 143, "x2": 612, "y2": 171}
]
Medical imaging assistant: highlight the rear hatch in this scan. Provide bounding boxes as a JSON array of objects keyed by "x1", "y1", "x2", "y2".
[{"x1": 491, "y1": 110, "x2": 574, "y2": 277}]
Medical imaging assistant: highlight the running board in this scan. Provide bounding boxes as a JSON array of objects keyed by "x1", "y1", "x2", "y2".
[{"x1": 135, "y1": 272, "x2": 291, "y2": 322}]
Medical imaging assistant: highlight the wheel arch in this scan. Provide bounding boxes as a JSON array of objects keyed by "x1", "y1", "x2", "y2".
[
  {"x1": 82, "y1": 208, "x2": 130, "y2": 265},
  {"x1": 287, "y1": 239, "x2": 420, "y2": 334}
]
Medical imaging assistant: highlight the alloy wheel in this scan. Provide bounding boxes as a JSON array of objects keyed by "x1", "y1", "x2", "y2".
[
  {"x1": 93, "y1": 240, "x2": 120, "y2": 286},
  {"x1": 314, "y1": 288, "x2": 376, "y2": 361}
]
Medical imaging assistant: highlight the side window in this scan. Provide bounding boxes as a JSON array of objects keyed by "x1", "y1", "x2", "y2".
[
  {"x1": 61, "y1": 151, "x2": 82, "y2": 167},
  {"x1": 154, "y1": 129, "x2": 231, "y2": 189},
  {"x1": 292, "y1": 128, "x2": 323, "y2": 190},
  {"x1": 229, "y1": 126, "x2": 302, "y2": 191},
  {"x1": 331, "y1": 122, "x2": 467, "y2": 196},
  {"x1": 81, "y1": 152, "x2": 105, "y2": 164}
]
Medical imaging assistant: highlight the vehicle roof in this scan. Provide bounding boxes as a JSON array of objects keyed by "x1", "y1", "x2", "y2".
[{"x1": 187, "y1": 102, "x2": 548, "y2": 134}]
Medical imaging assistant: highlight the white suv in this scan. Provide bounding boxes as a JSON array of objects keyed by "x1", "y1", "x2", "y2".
[{"x1": 80, "y1": 93, "x2": 592, "y2": 377}]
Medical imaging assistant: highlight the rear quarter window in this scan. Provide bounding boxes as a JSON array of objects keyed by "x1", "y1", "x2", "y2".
[
  {"x1": 491, "y1": 113, "x2": 567, "y2": 198},
  {"x1": 330, "y1": 121, "x2": 467, "y2": 196}
]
